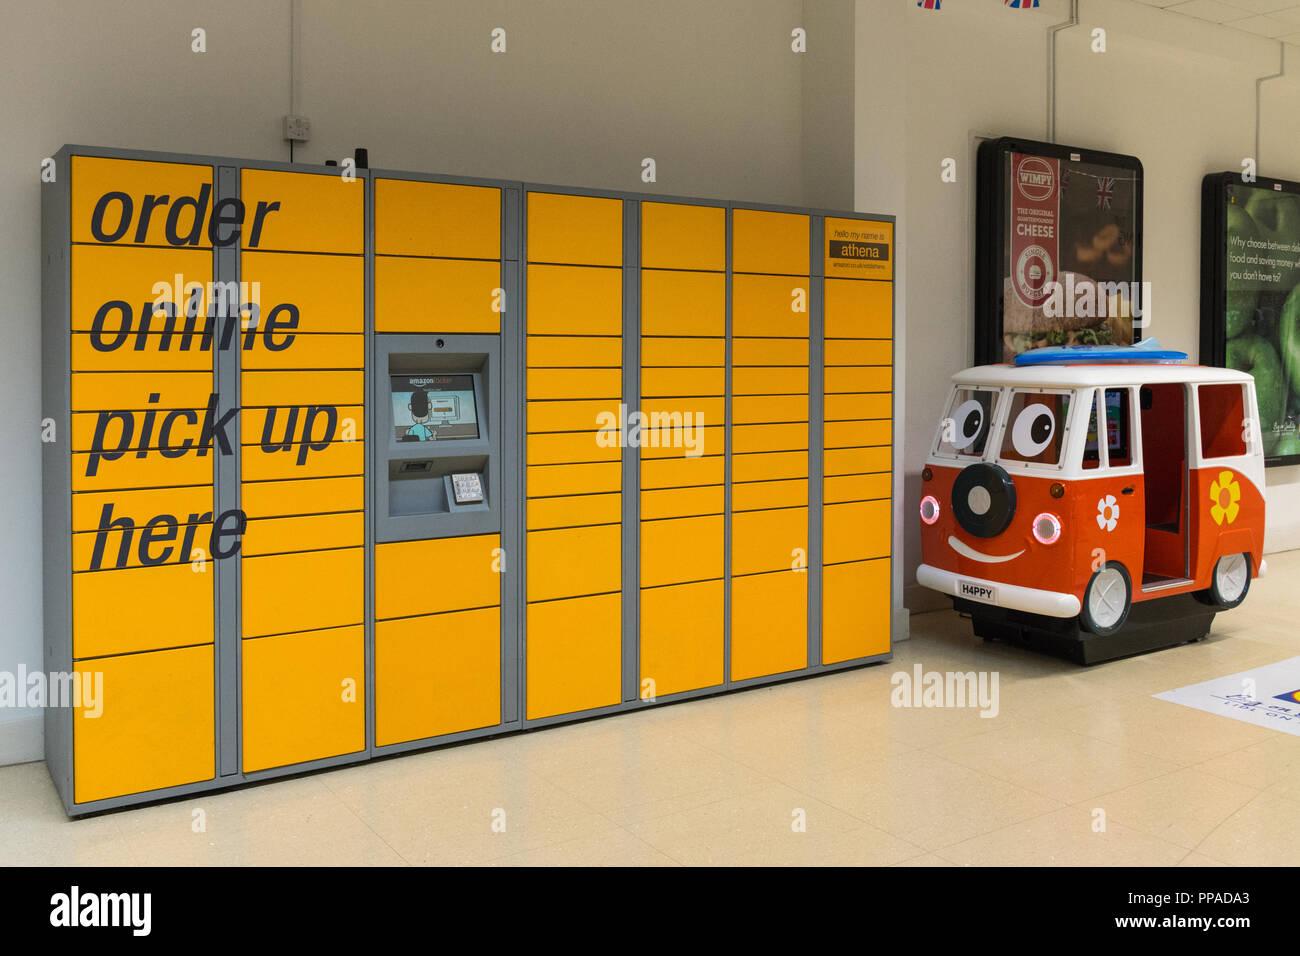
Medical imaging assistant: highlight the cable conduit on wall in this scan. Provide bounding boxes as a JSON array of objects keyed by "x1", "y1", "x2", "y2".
[
  {"x1": 1256, "y1": 41, "x2": 1285, "y2": 173},
  {"x1": 1046, "y1": 0, "x2": 1080, "y2": 143}
]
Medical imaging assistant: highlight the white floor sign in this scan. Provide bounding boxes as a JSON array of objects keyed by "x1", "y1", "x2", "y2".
[{"x1": 1154, "y1": 656, "x2": 1300, "y2": 735}]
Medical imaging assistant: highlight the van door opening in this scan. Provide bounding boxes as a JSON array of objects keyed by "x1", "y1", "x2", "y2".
[{"x1": 1139, "y1": 382, "x2": 1190, "y2": 586}]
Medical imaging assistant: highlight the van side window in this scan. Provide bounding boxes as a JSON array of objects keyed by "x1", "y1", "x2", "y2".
[
  {"x1": 1198, "y1": 383, "x2": 1248, "y2": 459},
  {"x1": 1082, "y1": 389, "x2": 1102, "y2": 470},
  {"x1": 1083, "y1": 388, "x2": 1131, "y2": 469},
  {"x1": 1103, "y1": 388, "x2": 1132, "y2": 467}
]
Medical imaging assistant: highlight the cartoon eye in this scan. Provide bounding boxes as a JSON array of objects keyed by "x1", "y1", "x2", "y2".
[
  {"x1": 1011, "y1": 403, "x2": 1056, "y2": 458},
  {"x1": 950, "y1": 399, "x2": 987, "y2": 451}
]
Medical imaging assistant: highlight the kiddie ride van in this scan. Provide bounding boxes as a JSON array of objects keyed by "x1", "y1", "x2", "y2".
[{"x1": 916, "y1": 342, "x2": 1267, "y2": 663}]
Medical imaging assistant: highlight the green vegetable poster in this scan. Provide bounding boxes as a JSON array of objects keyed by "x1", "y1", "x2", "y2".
[{"x1": 1205, "y1": 176, "x2": 1300, "y2": 464}]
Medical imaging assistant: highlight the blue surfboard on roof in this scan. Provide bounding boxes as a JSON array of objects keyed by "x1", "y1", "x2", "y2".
[{"x1": 1013, "y1": 339, "x2": 1188, "y2": 366}]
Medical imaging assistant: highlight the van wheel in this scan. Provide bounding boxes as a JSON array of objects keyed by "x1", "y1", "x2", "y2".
[
  {"x1": 1080, "y1": 562, "x2": 1131, "y2": 636},
  {"x1": 1203, "y1": 553, "x2": 1251, "y2": 609}
]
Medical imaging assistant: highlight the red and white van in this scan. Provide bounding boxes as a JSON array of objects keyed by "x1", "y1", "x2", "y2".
[{"x1": 916, "y1": 352, "x2": 1267, "y2": 635}]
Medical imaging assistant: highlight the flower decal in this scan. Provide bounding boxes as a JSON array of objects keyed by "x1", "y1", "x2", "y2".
[
  {"x1": 1210, "y1": 470, "x2": 1241, "y2": 526},
  {"x1": 1096, "y1": 495, "x2": 1119, "y2": 531}
]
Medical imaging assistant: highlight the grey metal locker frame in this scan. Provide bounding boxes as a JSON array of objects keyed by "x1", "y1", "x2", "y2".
[
  {"x1": 42, "y1": 145, "x2": 896, "y2": 815},
  {"x1": 365, "y1": 167, "x2": 524, "y2": 759}
]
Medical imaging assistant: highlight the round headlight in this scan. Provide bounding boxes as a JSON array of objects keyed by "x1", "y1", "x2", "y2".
[
  {"x1": 1032, "y1": 512, "x2": 1062, "y2": 545},
  {"x1": 920, "y1": 495, "x2": 940, "y2": 526}
]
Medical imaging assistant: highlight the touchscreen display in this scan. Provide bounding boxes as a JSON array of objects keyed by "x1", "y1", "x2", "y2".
[
  {"x1": 1084, "y1": 389, "x2": 1128, "y2": 458},
  {"x1": 392, "y1": 373, "x2": 479, "y2": 441}
]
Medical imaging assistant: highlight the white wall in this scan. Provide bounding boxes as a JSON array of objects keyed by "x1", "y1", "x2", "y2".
[
  {"x1": 803, "y1": 0, "x2": 857, "y2": 209},
  {"x1": 854, "y1": 0, "x2": 909, "y2": 639},
  {"x1": 852, "y1": 0, "x2": 1300, "y2": 609},
  {"x1": 0, "y1": 0, "x2": 843, "y2": 764},
  {"x1": 0, "y1": 0, "x2": 289, "y2": 764},
  {"x1": 292, "y1": 0, "x2": 809, "y2": 200},
  {"x1": 1255, "y1": 41, "x2": 1300, "y2": 552}
]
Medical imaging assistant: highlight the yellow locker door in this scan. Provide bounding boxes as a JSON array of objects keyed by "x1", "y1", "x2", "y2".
[
  {"x1": 527, "y1": 192, "x2": 622, "y2": 266},
  {"x1": 375, "y1": 607, "x2": 502, "y2": 746},
  {"x1": 72, "y1": 157, "x2": 214, "y2": 247},
  {"x1": 242, "y1": 625, "x2": 365, "y2": 772},
  {"x1": 640, "y1": 579, "x2": 724, "y2": 697},
  {"x1": 375, "y1": 534, "x2": 502, "y2": 620},
  {"x1": 823, "y1": 558, "x2": 890, "y2": 664},
  {"x1": 731, "y1": 570, "x2": 808, "y2": 681},
  {"x1": 239, "y1": 168, "x2": 363, "y2": 254},
  {"x1": 375, "y1": 256, "x2": 501, "y2": 333},
  {"x1": 375, "y1": 179, "x2": 501, "y2": 259},
  {"x1": 73, "y1": 645, "x2": 215, "y2": 803},
  {"x1": 526, "y1": 593, "x2": 622, "y2": 719},
  {"x1": 732, "y1": 209, "x2": 809, "y2": 275}
]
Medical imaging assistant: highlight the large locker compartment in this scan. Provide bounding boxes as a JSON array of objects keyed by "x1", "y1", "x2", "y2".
[{"x1": 42, "y1": 145, "x2": 894, "y2": 814}]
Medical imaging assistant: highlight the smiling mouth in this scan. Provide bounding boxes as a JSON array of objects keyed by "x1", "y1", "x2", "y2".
[{"x1": 947, "y1": 536, "x2": 1024, "y2": 564}]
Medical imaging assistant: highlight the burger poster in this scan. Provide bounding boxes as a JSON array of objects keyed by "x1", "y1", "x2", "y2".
[
  {"x1": 976, "y1": 138, "x2": 1144, "y2": 365},
  {"x1": 1202, "y1": 174, "x2": 1300, "y2": 464},
  {"x1": 1008, "y1": 154, "x2": 1059, "y2": 313}
]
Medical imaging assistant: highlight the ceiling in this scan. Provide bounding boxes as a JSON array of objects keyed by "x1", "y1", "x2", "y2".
[{"x1": 1129, "y1": 0, "x2": 1300, "y2": 45}]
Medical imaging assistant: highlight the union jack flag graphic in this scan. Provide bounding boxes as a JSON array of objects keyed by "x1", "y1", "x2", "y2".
[
  {"x1": 1005, "y1": 0, "x2": 1039, "y2": 7},
  {"x1": 917, "y1": 0, "x2": 940, "y2": 9},
  {"x1": 1097, "y1": 177, "x2": 1115, "y2": 210}
]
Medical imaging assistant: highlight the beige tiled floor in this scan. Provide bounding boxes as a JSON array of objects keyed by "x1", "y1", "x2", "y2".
[{"x1": 3, "y1": 550, "x2": 1298, "y2": 866}]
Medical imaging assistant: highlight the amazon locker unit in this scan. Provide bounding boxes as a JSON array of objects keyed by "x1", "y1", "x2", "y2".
[{"x1": 42, "y1": 145, "x2": 895, "y2": 814}]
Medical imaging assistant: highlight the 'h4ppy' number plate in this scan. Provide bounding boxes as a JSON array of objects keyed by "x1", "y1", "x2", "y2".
[{"x1": 959, "y1": 580, "x2": 998, "y2": 604}]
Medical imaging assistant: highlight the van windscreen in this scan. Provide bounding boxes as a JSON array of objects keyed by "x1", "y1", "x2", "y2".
[
  {"x1": 999, "y1": 391, "x2": 1071, "y2": 466},
  {"x1": 934, "y1": 387, "x2": 1000, "y2": 459}
]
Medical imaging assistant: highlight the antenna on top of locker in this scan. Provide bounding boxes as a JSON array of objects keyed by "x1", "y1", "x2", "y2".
[{"x1": 323, "y1": 149, "x2": 368, "y2": 171}]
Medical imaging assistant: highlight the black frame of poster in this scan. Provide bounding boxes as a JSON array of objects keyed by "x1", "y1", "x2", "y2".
[
  {"x1": 975, "y1": 136, "x2": 1145, "y2": 367},
  {"x1": 1201, "y1": 170, "x2": 1300, "y2": 468}
]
